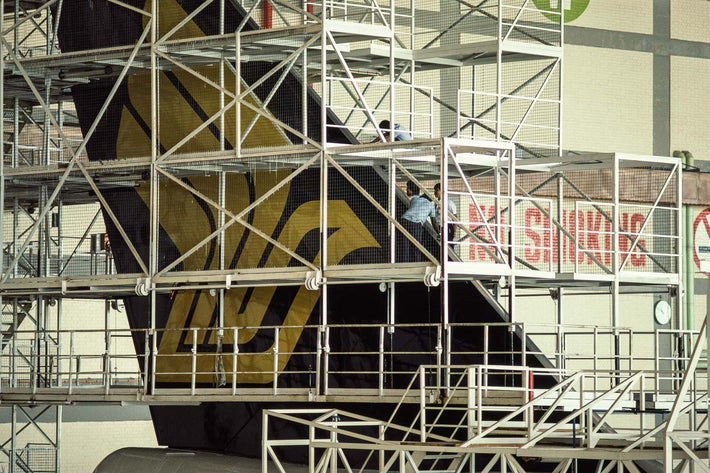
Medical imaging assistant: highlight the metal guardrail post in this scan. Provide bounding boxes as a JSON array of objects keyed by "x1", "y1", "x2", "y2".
[
  {"x1": 521, "y1": 322, "x2": 527, "y2": 366},
  {"x1": 525, "y1": 368, "x2": 533, "y2": 438},
  {"x1": 309, "y1": 424, "x2": 315, "y2": 473},
  {"x1": 232, "y1": 327, "x2": 238, "y2": 395},
  {"x1": 323, "y1": 326, "x2": 330, "y2": 395},
  {"x1": 150, "y1": 330, "x2": 157, "y2": 395},
  {"x1": 191, "y1": 328, "x2": 197, "y2": 396},
  {"x1": 436, "y1": 325, "x2": 442, "y2": 390},
  {"x1": 30, "y1": 339, "x2": 36, "y2": 395},
  {"x1": 419, "y1": 368, "x2": 426, "y2": 442},
  {"x1": 68, "y1": 333, "x2": 74, "y2": 395},
  {"x1": 142, "y1": 331, "x2": 149, "y2": 396},
  {"x1": 104, "y1": 329, "x2": 111, "y2": 395},
  {"x1": 315, "y1": 325, "x2": 322, "y2": 396},
  {"x1": 476, "y1": 365, "x2": 483, "y2": 434},
  {"x1": 273, "y1": 327, "x2": 279, "y2": 395},
  {"x1": 10, "y1": 339, "x2": 15, "y2": 388},
  {"x1": 593, "y1": 327, "x2": 598, "y2": 393},
  {"x1": 261, "y1": 411, "x2": 268, "y2": 473},
  {"x1": 378, "y1": 326, "x2": 384, "y2": 395},
  {"x1": 467, "y1": 366, "x2": 474, "y2": 438}
]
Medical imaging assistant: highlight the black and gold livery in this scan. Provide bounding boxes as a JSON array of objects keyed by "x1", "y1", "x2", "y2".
[{"x1": 55, "y1": 0, "x2": 548, "y2": 459}]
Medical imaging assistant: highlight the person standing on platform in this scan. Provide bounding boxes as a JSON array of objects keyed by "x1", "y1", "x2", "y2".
[{"x1": 400, "y1": 180, "x2": 436, "y2": 262}]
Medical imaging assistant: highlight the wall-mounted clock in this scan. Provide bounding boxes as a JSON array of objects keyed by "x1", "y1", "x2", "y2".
[{"x1": 654, "y1": 300, "x2": 672, "y2": 325}]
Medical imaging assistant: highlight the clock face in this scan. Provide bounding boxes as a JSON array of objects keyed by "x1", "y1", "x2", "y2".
[{"x1": 654, "y1": 300, "x2": 672, "y2": 325}]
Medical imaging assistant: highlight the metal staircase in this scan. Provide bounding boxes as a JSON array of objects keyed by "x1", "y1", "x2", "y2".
[
  {"x1": 1, "y1": 298, "x2": 31, "y2": 349},
  {"x1": 263, "y1": 326, "x2": 710, "y2": 472}
]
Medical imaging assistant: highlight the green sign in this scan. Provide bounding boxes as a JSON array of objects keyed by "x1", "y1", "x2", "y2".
[{"x1": 533, "y1": 0, "x2": 590, "y2": 23}]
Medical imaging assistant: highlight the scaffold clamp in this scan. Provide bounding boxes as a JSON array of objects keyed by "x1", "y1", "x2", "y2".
[
  {"x1": 424, "y1": 265, "x2": 441, "y2": 287},
  {"x1": 135, "y1": 278, "x2": 151, "y2": 296},
  {"x1": 305, "y1": 270, "x2": 323, "y2": 291}
]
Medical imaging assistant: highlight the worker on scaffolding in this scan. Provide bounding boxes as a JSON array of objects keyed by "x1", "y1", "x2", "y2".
[
  {"x1": 373, "y1": 120, "x2": 412, "y2": 142},
  {"x1": 400, "y1": 180, "x2": 437, "y2": 262}
]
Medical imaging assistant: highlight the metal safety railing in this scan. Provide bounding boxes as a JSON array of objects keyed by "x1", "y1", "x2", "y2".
[
  {"x1": 393, "y1": 363, "x2": 706, "y2": 450},
  {"x1": 574, "y1": 200, "x2": 680, "y2": 275},
  {"x1": 261, "y1": 365, "x2": 707, "y2": 473},
  {"x1": 454, "y1": 191, "x2": 554, "y2": 271},
  {"x1": 0, "y1": 143, "x2": 681, "y2": 292},
  {"x1": 0, "y1": 322, "x2": 699, "y2": 402},
  {"x1": 326, "y1": 78, "x2": 435, "y2": 143}
]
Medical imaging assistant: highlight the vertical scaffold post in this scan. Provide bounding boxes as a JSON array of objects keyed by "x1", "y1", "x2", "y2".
[
  {"x1": 55, "y1": 404, "x2": 62, "y2": 473},
  {"x1": 191, "y1": 328, "x2": 198, "y2": 396},
  {"x1": 319, "y1": 0, "x2": 329, "y2": 398},
  {"x1": 441, "y1": 139, "x2": 450, "y2": 394},
  {"x1": 419, "y1": 367, "x2": 427, "y2": 442},
  {"x1": 379, "y1": 326, "x2": 384, "y2": 395},
  {"x1": 612, "y1": 154, "x2": 621, "y2": 385},
  {"x1": 143, "y1": 330, "x2": 150, "y2": 396},
  {"x1": 508, "y1": 147, "x2": 517, "y2": 377},
  {"x1": 467, "y1": 366, "x2": 475, "y2": 438},
  {"x1": 236, "y1": 31, "x2": 241, "y2": 157},
  {"x1": 232, "y1": 327, "x2": 238, "y2": 395},
  {"x1": 262, "y1": 411, "x2": 269, "y2": 473},
  {"x1": 273, "y1": 327, "x2": 280, "y2": 395},
  {"x1": 148, "y1": 0, "x2": 159, "y2": 399},
  {"x1": 0, "y1": 0, "x2": 4, "y2": 291}
]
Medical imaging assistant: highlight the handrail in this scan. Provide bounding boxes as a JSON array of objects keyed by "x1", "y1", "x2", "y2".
[{"x1": 0, "y1": 322, "x2": 701, "y2": 402}]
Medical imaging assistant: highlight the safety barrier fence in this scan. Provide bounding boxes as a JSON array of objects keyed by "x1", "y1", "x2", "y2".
[
  {"x1": 452, "y1": 191, "x2": 554, "y2": 272},
  {"x1": 0, "y1": 322, "x2": 699, "y2": 401},
  {"x1": 408, "y1": 364, "x2": 706, "y2": 446},
  {"x1": 0, "y1": 443, "x2": 56, "y2": 473},
  {"x1": 325, "y1": 78, "x2": 434, "y2": 143},
  {"x1": 457, "y1": 89, "x2": 561, "y2": 153},
  {"x1": 1, "y1": 142, "x2": 679, "y2": 293},
  {"x1": 574, "y1": 201, "x2": 680, "y2": 275},
  {"x1": 262, "y1": 368, "x2": 706, "y2": 473}
]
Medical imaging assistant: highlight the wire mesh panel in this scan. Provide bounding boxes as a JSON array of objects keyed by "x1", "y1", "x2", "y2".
[
  {"x1": 151, "y1": 324, "x2": 321, "y2": 390},
  {"x1": 514, "y1": 196, "x2": 553, "y2": 271},
  {"x1": 501, "y1": 0, "x2": 563, "y2": 47},
  {"x1": 458, "y1": 57, "x2": 561, "y2": 157},
  {"x1": 325, "y1": 323, "x2": 442, "y2": 393},
  {"x1": 1, "y1": 339, "x2": 60, "y2": 389},
  {"x1": 328, "y1": 143, "x2": 443, "y2": 265},
  {"x1": 57, "y1": 203, "x2": 112, "y2": 277},
  {"x1": 157, "y1": 154, "x2": 322, "y2": 274},
  {"x1": 327, "y1": 77, "x2": 434, "y2": 142},
  {"x1": 306, "y1": 0, "x2": 393, "y2": 25},
  {"x1": 17, "y1": 444, "x2": 56, "y2": 473},
  {"x1": 618, "y1": 203, "x2": 679, "y2": 274},
  {"x1": 515, "y1": 158, "x2": 681, "y2": 277},
  {"x1": 573, "y1": 201, "x2": 615, "y2": 275},
  {"x1": 2, "y1": 187, "x2": 119, "y2": 282},
  {"x1": 457, "y1": 192, "x2": 511, "y2": 266}
]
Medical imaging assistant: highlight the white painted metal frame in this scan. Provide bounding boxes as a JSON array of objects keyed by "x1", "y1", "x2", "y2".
[{"x1": 0, "y1": 1, "x2": 694, "y2": 472}]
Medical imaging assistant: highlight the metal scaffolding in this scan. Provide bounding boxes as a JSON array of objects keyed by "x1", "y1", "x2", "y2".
[{"x1": 0, "y1": 1, "x2": 700, "y2": 473}]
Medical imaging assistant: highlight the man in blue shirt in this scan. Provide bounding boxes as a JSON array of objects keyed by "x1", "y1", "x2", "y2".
[
  {"x1": 400, "y1": 180, "x2": 436, "y2": 262},
  {"x1": 376, "y1": 120, "x2": 412, "y2": 142}
]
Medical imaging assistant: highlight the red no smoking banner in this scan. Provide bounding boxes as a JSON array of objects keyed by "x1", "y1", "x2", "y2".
[{"x1": 693, "y1": 207, "x2": 710, "y2": 270}]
